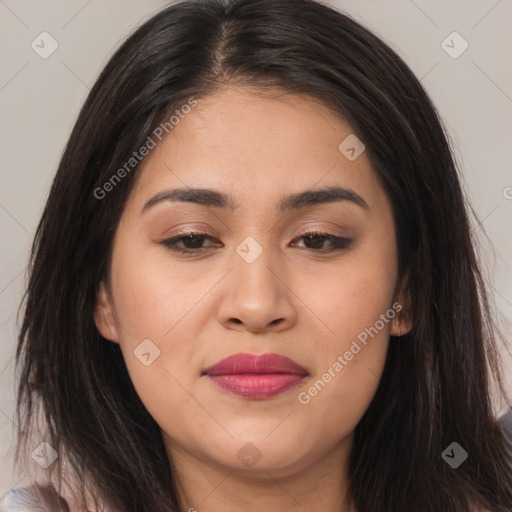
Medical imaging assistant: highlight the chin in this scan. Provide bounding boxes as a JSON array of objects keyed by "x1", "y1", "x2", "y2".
[{"x1": 204, "y1": 437, "x2": 314, "y2": 476}]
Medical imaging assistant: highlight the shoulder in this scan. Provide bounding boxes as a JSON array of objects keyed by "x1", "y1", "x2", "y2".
[
  {"x1": 1, "y1": 481, "x2": 105, "y2": 512},
  {"x1": 2, "y1": 485, "x2": 60, "y2": 511},
  {"x1": 2, "y1": 487, "x2": 37, "y2": 511},
  {"x1": 2, "y1": 484, "x2": 71, "y2": 511},
  {"x1": 1, "y1": 482, "x2": 103, "y2": 512},
  {"x1": 499, "y1": 405, "x2": 512, "y2": 445}
]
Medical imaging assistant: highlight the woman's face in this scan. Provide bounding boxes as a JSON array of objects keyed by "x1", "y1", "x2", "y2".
[{"x1": 94, "y1": 86, "x2": 410, "y2": 480}]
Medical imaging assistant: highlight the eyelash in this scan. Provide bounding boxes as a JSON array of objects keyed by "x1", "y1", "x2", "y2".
[{"x1": 160, "y1": 229, "x2": 353, "y2": 254}]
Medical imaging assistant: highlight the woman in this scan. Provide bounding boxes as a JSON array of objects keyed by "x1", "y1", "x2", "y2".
[{"x1": 7, "y1": 0, "x2": 512, "y2": 510}]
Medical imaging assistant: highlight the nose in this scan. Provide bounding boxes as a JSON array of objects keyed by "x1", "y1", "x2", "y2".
[{"x1": 216, "y1": 245, "x2": 298, "y2": 334}]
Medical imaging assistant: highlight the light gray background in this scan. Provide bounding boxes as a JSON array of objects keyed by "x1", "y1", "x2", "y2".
[{"x1": 1, "y1": 0, "x2": 511, "y2": 502}]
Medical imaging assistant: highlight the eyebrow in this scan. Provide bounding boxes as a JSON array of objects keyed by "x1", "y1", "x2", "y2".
[{"x1": 140, "y1": 186, "x2": 369, "y2": 215}]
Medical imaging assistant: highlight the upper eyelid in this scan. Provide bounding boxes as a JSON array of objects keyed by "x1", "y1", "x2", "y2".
[
  {"x1": 161, "y1": 229, "x2": 351, "y2": 248},
  {"x1": 164, "y1": 227, "x2": 346, "y2": 239}
]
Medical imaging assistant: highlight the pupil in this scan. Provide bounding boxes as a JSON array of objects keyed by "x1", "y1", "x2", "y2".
[
  {"x1": 306, "y1": 235, "x2": 323, "y2": 249},
  {"x1": 184, "y1": 235, "x2": 204, "y2": 248}
]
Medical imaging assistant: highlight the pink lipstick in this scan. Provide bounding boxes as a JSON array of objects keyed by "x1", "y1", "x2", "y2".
[{"x1": 203, "y1": 352, "x2": 308, "y2": 399}]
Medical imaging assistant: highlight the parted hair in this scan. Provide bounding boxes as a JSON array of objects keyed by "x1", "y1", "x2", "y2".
[{"x1": 14, "y1": 0, "x2": 512, "y2": 511}]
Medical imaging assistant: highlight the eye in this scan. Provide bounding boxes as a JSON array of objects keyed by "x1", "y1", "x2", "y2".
[
  {"x1": 290, "y1": 229, "x2": 353, "y2": 251},
  {"x1": 161, "y1": 231, "x2": 220, "y2": 253},
  {"x1": 160, "y1": 229, "x2": 353, "y2": 254}
]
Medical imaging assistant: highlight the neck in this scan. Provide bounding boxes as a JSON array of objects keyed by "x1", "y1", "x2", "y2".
[{"x1": 164, "y1": 432, "x2": 358, "y2": 512}]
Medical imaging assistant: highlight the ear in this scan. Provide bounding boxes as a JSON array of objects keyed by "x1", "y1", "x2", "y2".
[
  {"x1": 93, "y1": 281, "x2": 120, "y2": 343},
  {"x1": 390, "y1": 272, "x2": 413, "y2": 337}
]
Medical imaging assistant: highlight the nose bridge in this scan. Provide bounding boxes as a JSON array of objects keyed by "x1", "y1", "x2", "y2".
[
  {"x1": 232, "y1": 233, "x2": 281, "y2": 299},
  {"x1": 215, "y1": 231, "x2": 297, "y2": 331}
]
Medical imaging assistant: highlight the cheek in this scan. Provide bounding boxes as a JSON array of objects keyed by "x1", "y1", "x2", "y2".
[
  {"x1": 300, "y1": 247, "x2": 397, "y2": 342},
  {"x1": 110, "y1": 241, "x2": 210, "y2": 340},
  {"x1": 119, "y1": 350, "x2": 208, "y2": 445},
  {"x1": 110, "y1": 245, "x2": 214, "y2": 426},
  {"x1": 296, "y1": 299, "x2": 391, "y2": 439},
  {"x1": 292, "y1": 246, "x2": 396, "y2": 427}
]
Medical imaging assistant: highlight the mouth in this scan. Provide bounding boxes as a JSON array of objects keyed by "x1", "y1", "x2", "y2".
[{"x1": 202, "y1": 352, "x2": 308, "y2": 400}]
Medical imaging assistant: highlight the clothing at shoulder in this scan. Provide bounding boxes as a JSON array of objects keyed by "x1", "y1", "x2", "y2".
[
  {"x1": 3, "y1": 485, "x2": 66, "y2": 511},
  {"x1": 501, "y1": 406, "x2": 512, "y2": 449},
  {"x1": 2, "y1": 483, "x2": 79, "y2": 512},
  {"x1": 1, "y1": 482, "x2": 101, "y2": 512}
]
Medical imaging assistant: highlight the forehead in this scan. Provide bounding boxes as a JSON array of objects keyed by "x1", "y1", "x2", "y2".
[
  {"x1": 165, "y1": 86, "x2": 351, "y2": 159},
  {"x1": 127, "y1": 86, "x2": 384, "y2": 214}
]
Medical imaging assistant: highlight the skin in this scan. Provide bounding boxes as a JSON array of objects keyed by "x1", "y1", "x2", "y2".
[{"x1": 94, "y1": 86, "x2": 412, "y2": 512}]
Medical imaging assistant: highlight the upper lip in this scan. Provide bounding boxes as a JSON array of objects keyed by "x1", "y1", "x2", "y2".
[{"x1": 203, "y1": 352, "x2": 308, "y2": 376}]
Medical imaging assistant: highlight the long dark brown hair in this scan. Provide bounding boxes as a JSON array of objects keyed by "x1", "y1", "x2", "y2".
[{"x1": 14, "y1": 0, "x2": 512, "y2": 510}]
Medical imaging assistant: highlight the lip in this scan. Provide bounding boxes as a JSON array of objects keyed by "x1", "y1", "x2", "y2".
[{"x1": 203, "y1": 352, "x2": 308, "y2": 399}]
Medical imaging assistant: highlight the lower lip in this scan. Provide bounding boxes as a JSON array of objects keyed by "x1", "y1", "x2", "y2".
[{"x1": 207, "y1": 374, "x2": 306, "y2": 399}]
